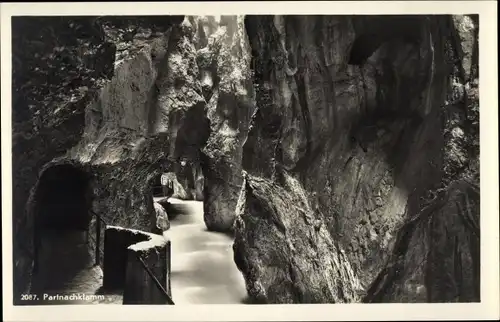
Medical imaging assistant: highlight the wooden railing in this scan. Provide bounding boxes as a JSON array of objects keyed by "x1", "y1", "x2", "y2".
[
  {"x1": 90, "y1": 210, "x2": 107, "y2": 266},
  {"x1": 136, "y1": 254, "x2": 175, "y2": 304}
]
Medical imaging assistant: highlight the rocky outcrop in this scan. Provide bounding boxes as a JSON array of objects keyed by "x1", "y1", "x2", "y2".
[
  {"x1": 157, "y1": 172, "x2": 191, "y2": 200},
  {"x1": 153, "y1": 202, "x2": 170, "y2": 232},
  {"x1": 365, "y1": 15, "x2": 480, "y2": 303},
  {"x1": 191, "y1": 15, "x2": 255, "y2": 232},
  {"x1": 233, "y1": 15, "x2": 480, "y2": 303},
  {"x1": 233, "y1": 172, "x2": 362, "y2": 303},
  {"x1": 169, "y1": 160, "x2": 204, "y2": 201},
  {"x1": 12, "y1": 16, "x2": 214, "y2": 301}
]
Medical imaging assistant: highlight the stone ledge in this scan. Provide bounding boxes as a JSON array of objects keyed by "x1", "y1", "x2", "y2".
[{"x1": 102, "y1": 226, "x2": 171, "y2": 304}]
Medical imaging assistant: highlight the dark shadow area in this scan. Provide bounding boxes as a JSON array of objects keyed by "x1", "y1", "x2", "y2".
[
  {"x1": 29, "y1": 164, "x2": 99, "y2": 302},
  {"x1": 241, "y1": 295, "x2": 258, "y2": 304},
  {"x1": 151, "y1": 173, "x2": 165, "y2": 197},
  {"x1": 34, "y1": 164, "x2": 92, "y2": 232},
  {"x1": 95, "y1": 285, "x2": 117, "y2": 295},
  {"x1": 102, "y1": 227, "x2": 150, "y2": 291},
  {"x1": 348, "y1": 15, "x2": 423, "y2": 66},
  {"x1": 348, "y1": 32, "x2": 421, "y2": 66},
  {"x1": 348, "y1": 33, "x2": 386, "y2": 66}
]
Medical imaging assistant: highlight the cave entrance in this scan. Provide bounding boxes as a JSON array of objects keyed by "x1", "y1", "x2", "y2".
[{"x1": 30, "y1": 164, "x2": 101, "y2": 301}]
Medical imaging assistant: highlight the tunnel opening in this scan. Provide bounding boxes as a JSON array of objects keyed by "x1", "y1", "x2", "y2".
[
  {"x1": 151, "y1": 160, "x2": 204, "y2": 202},
  {"x1": 149, "y1": 160, "x2": 205, "y2": 227},
  {"x1": 29, "y1": 164, "x2": 102, "y2": 301},
  {"x1": 34, "y1": 164, "x2": 93, "y2": 232}
]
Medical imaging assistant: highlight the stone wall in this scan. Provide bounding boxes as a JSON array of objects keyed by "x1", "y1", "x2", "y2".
[{"x1": 102, "y1": 226, "x2": 172, "y2": 304}]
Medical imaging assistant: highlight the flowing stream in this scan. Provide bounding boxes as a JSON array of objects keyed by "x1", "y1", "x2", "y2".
[{"x1": 158, "y1": 197, "x2": 248, "y2": 304}]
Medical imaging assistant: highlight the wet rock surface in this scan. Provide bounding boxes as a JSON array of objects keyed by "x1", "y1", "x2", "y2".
[
  {"x1": 233, "y1": 172, "x2": 362, "y2": 303},
  {"x1": 154, "y1": 202, "x2": 171, "y2": 232}
]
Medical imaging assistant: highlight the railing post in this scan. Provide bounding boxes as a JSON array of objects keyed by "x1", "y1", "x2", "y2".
[
  {"x1": 166, "y1": 239, "x2": 171, "y2": 298},
  {"x1": 95, "y1": 215, "x2": 101, "y2": 266}
]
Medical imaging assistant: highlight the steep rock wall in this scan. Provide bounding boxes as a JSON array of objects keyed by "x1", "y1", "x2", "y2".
[
  {"x1": 366, "y1": 15, "x2": 480, "y2": 303},
  {"x1": 191, "y1": 15, "x2": 255, "y2": 232},
  {"x1": 12, "y1": 14, "x2": 480, "y2": 305},
  {"x1": 233, "y1": 15, "x2": 479, "y2": 303}
]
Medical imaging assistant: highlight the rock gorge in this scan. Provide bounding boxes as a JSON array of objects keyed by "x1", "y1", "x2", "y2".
[{"x1": 12, "y1": 14, "x2": 479, "y2": 303}]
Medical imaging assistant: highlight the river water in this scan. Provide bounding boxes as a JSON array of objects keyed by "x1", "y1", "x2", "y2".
[{"x1": 159, "y1": 198, "x2": 248, "y2": 304}]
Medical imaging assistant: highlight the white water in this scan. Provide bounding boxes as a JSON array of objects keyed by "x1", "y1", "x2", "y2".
[{"x1": 158, "y1": 198, "x2": 248, "y2": 304}]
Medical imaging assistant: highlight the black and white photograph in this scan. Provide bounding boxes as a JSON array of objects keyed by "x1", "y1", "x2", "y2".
[{"x1": 1, "y1": 1, "x2": 498, "y2": 321}]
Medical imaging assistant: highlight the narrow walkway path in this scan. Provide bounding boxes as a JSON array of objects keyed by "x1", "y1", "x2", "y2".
[
  {"x1": 29, "y1": 230, "x2": 123, "y2": 305},
  {"x1": 158, "y1": 198, "x2": 247, "y2": 304}
]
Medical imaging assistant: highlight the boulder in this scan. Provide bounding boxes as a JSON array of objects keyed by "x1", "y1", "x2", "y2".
[{"x1": 153, "y1": 202, "x2": 170, "y2": 232}]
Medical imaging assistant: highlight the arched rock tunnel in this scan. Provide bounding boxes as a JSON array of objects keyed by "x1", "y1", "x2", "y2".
[
  {"x1": 30, "y1": 164, "x2": 101, "y2": 300},
  {"x1": 34, "y1": 164, "x2": 92, "y2": 233}
]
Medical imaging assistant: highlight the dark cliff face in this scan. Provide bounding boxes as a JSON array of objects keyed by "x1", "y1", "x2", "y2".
[{"x1": 233, "y1": 15, "x2": 479, "y2": 303}]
